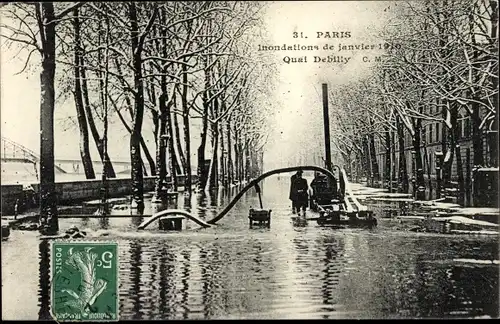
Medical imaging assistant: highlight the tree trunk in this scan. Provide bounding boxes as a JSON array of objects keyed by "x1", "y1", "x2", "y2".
[
  {"x1": 146, "y1": 75, "x2": 159, "y2": 178},
  {"x1": 172, "y1": 107, "x2": 186, "y2": 174},
  {"x1": 181, "y1": 62, "x2": 192, "y2": 192},
  {"x1": 167, "y1": 108, "x2": 182, "y2": 178},
  {"x1": 227, "y1": 120, "x2": 233, "y2": 186},
  {"x1": 488, "y1": 0, "x2": 498, "y2": 167},
  {"x1": 250, "y1": 146, "x2": 255, "y2": 178},
  {"x1": 112, "y1": 56, "x2": 155, "y2": 178},
  {"x1": 151, "y1": 109, "x2": 159, "y2": 158},
  {"x1": 441, "y1": 105, "x2": 455, "y2": 190},
  {"x1": 391, "y1": 130, "x2": 396, "y2": 190},
  {"x1": 451, "y1": 103, "x2": 462, "y2": 203},
  {"x1": 129, "y1": 3, "x2": 144, "y2": 210},
  {"x1": 469, "y1": 11, "x2": 485, "y2": 169},
  {"x1": 472, "y1": 109, "x2": 484, "y2": 167},
  {"x1": 234, "y1": 123, "x2": 240, "y2": 183},
  {"x1": 384, "y1": 128, "x2": 391, "y2": 189},
  {"x1": 38, "y1": 2, "x2": 58, "y2": 232},
  {"x1": 436, "y1": 4, "x2": 450, "y2": 198},
  {"x1": 343, "y1": 151, "x2": 352, "y2": 178},
  {"x1": 149, "y1": 84, "x2": 159, "y2": 150},
  {"x1": 205, "y1": 125, "x2": 219, "y2": 192},
  {"x1": 412, "y1": 117, "x2": 425, "y2": 200},
  {"x1": 72, "y1": 7, "x2": 95, "y2": 179},
  {"x1": 368, "y1": 133, "x2": 380, "y2": 186},
  {"x1": 208, "y1": 121, "x2": 219, "y2": 189},
  {"x1": 219, "y1": 121, "x2": 226, "y2": 187},
  {"x1": 140, "y1": 137, "x2": 156, "y2": 176},
  {"x1": 154, "y1": 94, "x2": 168, "y2": 197},
  {"x1": 259, "y1": 151, "x2": 264, "y2": 175},
  {"x1": 239, "y1": 142, "x2": 245, "y2": 182},
  {"x1": 361, "y1": 136, "x2": 370, "y2": 183},
  {"x1": 356, "y1": 152, "x2": 362, "y2": 183},
  {"x1": 80, "y1": 55, "x2": 116, "y2": 178},
  {"x1": 244, "y1": 140, "x2": 251, "y2": 181},
  {"x1": 456, "y1": 144, "x2": 465, "y2": 206},
  {"x1": 396, "y1": 116, "x2": 408, "y2": 193},
  {"x1": 396, "y1": 117, "x2": 409, "y2": 193},
  {"x1": 153, "y1": 11, "x2": 170, "y2": 197},
  {"x1": 167, "y1": 110, "x2": 178, "y2": 190},
  {"x1": 423, "y1": 145, "x2": 432, "y2": 198},
  {"x1": 471, "y1": 105, "x2": 483, "y2": 202},
  {"x1": 151, "y1": 108, "x2": 166, "y2": 198},
  {"x1": 197, "y1": 61, "x2": 210, "y2": 190},
  {"x1": 465, "y1": 148, "x2": 472, "y2": 206},
  {"x1": 365, "y1": 136, "x2": 373, "y2": 185},
  {"x1": 157, "y1": 111, "x2": 168, "y2": 193}
]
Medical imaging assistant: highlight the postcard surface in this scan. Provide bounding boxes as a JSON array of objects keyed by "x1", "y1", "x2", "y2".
[{"x1": 1, "y1": 1, "x2": 498, "y2": 320}]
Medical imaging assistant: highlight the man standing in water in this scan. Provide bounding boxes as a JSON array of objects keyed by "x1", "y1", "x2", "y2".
[{"x1": 289, "y1": 170, "x2": 309, "y2": 214}]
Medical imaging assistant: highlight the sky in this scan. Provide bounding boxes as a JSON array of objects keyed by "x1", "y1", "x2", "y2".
[
  {"x1": 0, "y1": 1, "x2": 392, "y2": 169},
  {"x1": 261, "y1": 1, "x2": 391, "y2": 170}
]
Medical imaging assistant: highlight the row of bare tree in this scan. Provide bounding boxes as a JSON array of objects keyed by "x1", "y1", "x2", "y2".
[
  {"x1": 328, "y1": 0, "x2": 498, "y2": 203},
  {"x1": 1, "y1": 2, "x2": 276, "y2": 232}
]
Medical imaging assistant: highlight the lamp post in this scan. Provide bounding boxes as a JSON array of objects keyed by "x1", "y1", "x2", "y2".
[
  {"x1": 410, "y1": 150, "x2": 416, "y2": 198},
  {"x1": 160, "y1": 134, "x2": 170, "y2": 192},
  {"x1": 222, "y1": 150, "x2": 228, "y2": 187},
  {"x1": 434, "y1": 151, "x2": 443, "y2": 199},
  {"x1": 322, "y1": 83, "x2": 332, "y2": 172}
]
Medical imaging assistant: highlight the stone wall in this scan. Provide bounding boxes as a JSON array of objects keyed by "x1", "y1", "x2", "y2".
[
  {"x1": 0, "y1": 175, "x2": 198, "y2": 215},
  {"x1": 1, "y1": 184, "x2": 24, "y2": 215}
]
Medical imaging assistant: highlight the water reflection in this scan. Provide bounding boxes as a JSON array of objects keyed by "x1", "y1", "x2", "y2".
[
  {"x1": 183, "y1": 194, "x2": 192, "y2": 211},
  {"x1": 99, "y1": 216, "x2": 110, "y2": 229},
  {"x1": 28, "y1": 231, "x2": 499, "y2": 320},
  {"x1": 38, "y1": 240, "x2": 52, "y2": 320},
  {"x1": 183, "y1": 250, "x2": 193, "y2": 318},
  {"x1": 158, "y1": 245, "x2": 174, "y2": 318},
  {"x1": 204, "y1": 244, "x2": 225, "y2": 317},
  {"x1": 414, "y1": 247, "x2": 499, "y2": 318},
  {"x1": 128, "y1": 241, "x2": 143, "y2": 320},
  {"x1": 3, "y1": 180, "x2": 498, "y2": 320},
  {"x1": 320, "y1": 236, "x2": 343, "y2": 309},
  {"x1": 81, "y1": 216, "x2": 90, "y2": 227}
]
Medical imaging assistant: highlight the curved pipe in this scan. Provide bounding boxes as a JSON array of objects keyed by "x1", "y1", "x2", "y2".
[
  {"x1": 138, "y1": 209, "x2": 212, "y2": 230},
  {"x1": 138, "y1": 165, "x2": 338, "y2": 230},
  {"x1": 206, "y1": 165, "x2": 337, "y2": 225}
]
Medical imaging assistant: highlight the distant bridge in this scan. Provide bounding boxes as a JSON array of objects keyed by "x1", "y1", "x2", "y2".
[{"x1": 1, "y1": 136, "x2": 130, "y2": 174}]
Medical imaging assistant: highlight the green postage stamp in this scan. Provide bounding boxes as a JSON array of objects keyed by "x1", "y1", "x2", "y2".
[{"x1": 51, "y1": 242, "x2": 119, "y2": 321}]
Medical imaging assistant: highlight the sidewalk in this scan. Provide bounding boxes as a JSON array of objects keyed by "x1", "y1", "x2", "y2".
[{"x1": 352, "y1": 182, "x2": 499, "y2": 233}]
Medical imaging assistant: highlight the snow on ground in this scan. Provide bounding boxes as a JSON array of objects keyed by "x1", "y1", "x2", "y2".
[
  {"x1": 365, "y1": 197, "x2": 414, "y2": 202},
  {"x1": 453, "y1": 259, "x2": 499, "y2": 265},
  {"x1": 352, "y1": 183, "x2": 499, "y2": 228},
  {"x1": 395, "y1": 215, "x2": 498, "y2": 227},
  {"x1": 477, "y1": 167, "x2": 499, "y2": 171},
  {"x1": 415, "y1": 202, "x2": 462, "y2": 210},
  {"x1": 451, "y1": 207, "x2": 499, "y2": 216},
  {"x1": 449, "y1": 230, "x2": 498, "y2": 235},
  {"x1": 350, "y1": 183, "x2": 385, "y2": 193},
  {"x1": 416, "y1": 202, "x2": 499, "y2": 216},
  {"x1": 351, "y1": 185, "x2": 412, "y2": 199},
  {"x1": 359, "y1": 193, "x2": 413, "y2": 198},
  {"x1": 433, "y1": 215, "x2": 498, "y2": 227},
  {"x1": 83, "y1": 197, "x2": 130, "y2": 206},
  {"x1": 396, "y1": 216, "x2": 425, "y2": 221}
]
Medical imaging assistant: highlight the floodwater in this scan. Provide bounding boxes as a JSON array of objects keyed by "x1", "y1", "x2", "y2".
[{"x1": 1, "y1": 176, "x2": 499, "y2": 320}]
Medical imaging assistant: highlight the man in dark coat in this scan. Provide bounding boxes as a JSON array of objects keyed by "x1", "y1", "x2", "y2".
[{"x1": 289, "y1": 170, "x2": 309, "y2": 214}]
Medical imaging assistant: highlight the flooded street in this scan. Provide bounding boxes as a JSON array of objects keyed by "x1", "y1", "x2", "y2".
[{"x1": 2, "y1": 176, "x2": 498, "y2": 320}]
